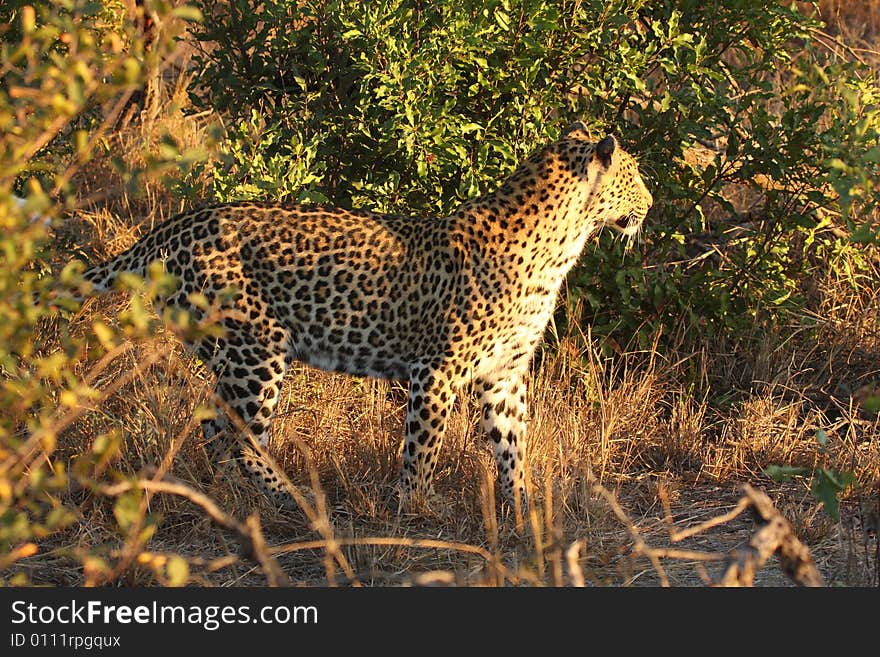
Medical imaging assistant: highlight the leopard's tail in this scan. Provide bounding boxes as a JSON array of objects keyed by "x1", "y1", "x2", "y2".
[
  {"x1": 83, "y1": 250, "x2": 138, "y2": 294},
  {"x1": 82, "y1": 229, "x2": 162, "y2": 294},
  {"x1": 81, "y1": 210, "x2": 198, "y2": 295}
]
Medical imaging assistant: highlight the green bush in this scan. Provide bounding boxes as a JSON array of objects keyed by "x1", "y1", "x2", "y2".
[{"x1": 190, "y1": 0, "x2": 880, "y2": 349}]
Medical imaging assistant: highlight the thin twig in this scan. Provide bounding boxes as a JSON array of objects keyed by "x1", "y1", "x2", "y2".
[
  {"x1": 669, "y1": 497, "x2": 751, "y2": 542},
  {"x1": 565, "y1": 540, "x2": 586, "y2": 587},
  {"x1": 591, "y1": 479, "x2": 671, "y2": 587},
  {"x1": 640, "y1": 548, "x2": 727, "y2": 562},
  {"x1": 100, "y1": 477, "x2": 289, "y2": 586}
]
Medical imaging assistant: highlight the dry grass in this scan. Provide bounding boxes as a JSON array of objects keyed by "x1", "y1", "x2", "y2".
[
  {"x1": 38, "y1": 302, "x2": 878, "y2": 586},
  {"x1": 818, "y1": 0, "x2": 880, "y2": 41},
  {"x1": 13, "y1": 7, "x2": 880, "y2": 587}
]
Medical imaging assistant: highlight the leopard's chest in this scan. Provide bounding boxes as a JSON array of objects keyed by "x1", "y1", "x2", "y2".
[{"x1": 459, "y1": 278, "x2": 559, "y2": 379}]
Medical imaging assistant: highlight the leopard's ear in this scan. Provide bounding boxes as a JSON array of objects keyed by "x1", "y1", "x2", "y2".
[
  {"x1": 563, "y1": 121, "x2": 591, "y2": 139},
  {"x1": 595, "y1": 134, "x2": 617, "y2": 167}
]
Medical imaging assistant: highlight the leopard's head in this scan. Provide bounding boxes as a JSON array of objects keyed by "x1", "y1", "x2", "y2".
[{"x1": 555, "y1": 122, "x2": 653, "y2": 238}]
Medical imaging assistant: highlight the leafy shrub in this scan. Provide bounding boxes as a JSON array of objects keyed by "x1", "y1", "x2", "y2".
[
  {"x1": 0, "y1": 0, "x2": 204, "y2": 584},
  {"x1": 190, "y1": 0, "x2": 880, "y2": 349}
]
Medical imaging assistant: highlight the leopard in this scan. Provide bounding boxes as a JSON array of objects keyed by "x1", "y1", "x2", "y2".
[{"x1": 80, "y1": 121, "x2": 653, "y2": 515}]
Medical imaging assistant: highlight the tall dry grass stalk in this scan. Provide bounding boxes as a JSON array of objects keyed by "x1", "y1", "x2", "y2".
[{"x1": 818, "y1": 0, "x2": 880, "y2": 41}]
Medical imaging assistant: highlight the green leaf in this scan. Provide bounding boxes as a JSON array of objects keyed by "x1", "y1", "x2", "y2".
[
  {"x1": 117, "y1": 272, "x2": 145, "y2": 292},
  {"x1": 113, "y1": 492, "x2": 142, "y2": 533},
  {"x1": 45, "y1": 506, "x2": 76, "y2": 531},
  {"x1": 172, "y1": 6, "x2": 204, "y2": 22},
  {"x1": 861, "y1": 395, "x2": 880, "y2": 415},
  {"x1": 862, "y1": 145, "x2": 880, "y2": 163},
  {"x1": 850, "y1": 225, "x2": 877, "y2": 244},
  {"x1": 764, "y1": 464, "x2": 810, "y2": 482},
  {"x1": 810, "y1": 467, "x2": 856, "y2": 522}
]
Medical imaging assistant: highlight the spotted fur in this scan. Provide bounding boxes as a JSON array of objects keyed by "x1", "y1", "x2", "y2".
[{"x1": 82, "y1": 123, "x2": 653, "y2": 513}]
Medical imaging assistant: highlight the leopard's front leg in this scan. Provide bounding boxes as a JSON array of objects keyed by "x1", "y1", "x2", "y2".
[{"x1": 477, "y1": 370, "x2": 529, "y2": 515}]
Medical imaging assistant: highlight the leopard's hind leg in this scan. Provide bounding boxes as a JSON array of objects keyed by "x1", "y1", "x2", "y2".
[{"x1": 194, "y1": 311, "x2": 297, "y2": 510}]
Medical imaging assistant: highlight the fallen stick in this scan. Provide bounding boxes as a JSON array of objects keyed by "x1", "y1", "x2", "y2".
[
  {"x1": 102, "y1": 476, "x2": 290, "y2": 586},
  {"x1": 716, "y1": 484, "x2": 824, "y2": 587}
]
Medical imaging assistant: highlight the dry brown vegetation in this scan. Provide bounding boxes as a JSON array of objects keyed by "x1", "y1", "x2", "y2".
[
  {"x1": 18, "y1": 2, "x2": 880, "y2": 587},
  {"x1": 818, "y1": 0, "x2": 880, "y2": 40}
]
